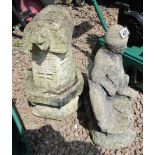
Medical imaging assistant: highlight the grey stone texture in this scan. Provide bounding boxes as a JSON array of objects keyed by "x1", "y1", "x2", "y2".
[
  {"x1": 88, "y1": 24, "x2": 138, "y2": 149},
  {"x1": 105, "y1": 25, "x2": 128, "y2": 48},
  {"x1": 90, "y1": 126, "x2": 136, "y2": 150},
  {"x1": 26, "y1": 69, "x2": 84, "y2": 108},
  {"x1": 23, "y1": 5, "x2": 84, "y2": 119},
  {"x1": 89, "y1": 80, "x2": 134, "y2": 134},
  {"x1": 23, "y1": 5, "x2": 75, "y2": 92},
  {"x1": 32, "y1": 96, "x2": 80, "y2": 120},
  {"x1": 91, "y1": 47, "x2": 137, "y2": 98}
]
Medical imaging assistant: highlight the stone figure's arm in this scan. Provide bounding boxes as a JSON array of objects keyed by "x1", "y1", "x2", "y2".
[
  {"x1": 105, "y1": 66, "x2": 119, "y2": 89},
  {"x1": 91, "y1": 72, "x2": 117, "y2": 96},
  {"x1": 117, "y1": 86, "x2": 138, "y2": 99},
  {"x1": 91, "y1": 49, "x2": 117, "y2": 96},
  {"x1": 91, "y1": 63, "x2": 117, "y2": 96},
  {"x1": 117, "y1": 74, "x2": 138, "y2": 98},
  {"x1": 117, "y1": 74, "x2": 130, "y2": 96}
]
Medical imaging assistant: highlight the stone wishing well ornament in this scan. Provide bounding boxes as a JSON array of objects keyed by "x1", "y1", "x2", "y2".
[
  {"x1": 88, "y1": 24, "x2": 138, "y2": 149},
  {"x1": 23, "y1": 5, "x2": 84, "y2": 120}
]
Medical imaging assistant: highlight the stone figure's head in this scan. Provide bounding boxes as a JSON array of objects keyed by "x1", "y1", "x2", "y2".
[
  {"x1": 105, "y1": 24, "x2": 129, "y2": 54},
  {"x1": 23, "y1": 5, "x2": 74, "y2": 54}
]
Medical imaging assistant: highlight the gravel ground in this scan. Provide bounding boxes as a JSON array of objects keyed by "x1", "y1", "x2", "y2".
[{"x1": 12, "y1": 3, "x2": 143, "y2": 155}]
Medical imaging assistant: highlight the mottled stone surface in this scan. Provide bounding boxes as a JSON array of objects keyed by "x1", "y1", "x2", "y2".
[
  {"x1": 91, "y1": 47, "x2": 137, "y2": 98},
  {"x1": 32, "y1": 96, "x2": 80, "y2": 120},
  {"x1": 88, "y1": 24, "x2": 137, "y2": 149},
  {"x1": 23, "y1": 5, "x2": 74, "y2": 53},
  {"x1": 23, "y1": 5, "x2": 75, "y2": 92},
  {"x1": 90, "y1": 126, "x2": 136, "y2": 150},
  {"x1": 84, "y1": 82, "x2": 136, "y2": 149},
  {"x1": 23, "y1": 5, "x2": 84, "y2": 119},
  {"x1": 26, "y1": 69, "x2": 84, "y2": 108},
  {"x1": 89, "y1": 80, "x2": 134, "y2": 134}
]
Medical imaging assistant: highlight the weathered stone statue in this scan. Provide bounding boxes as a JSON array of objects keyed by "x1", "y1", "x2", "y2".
[
  {"x1": 88, "y1": 24, "x2": 137, "y2": 149},
  {"x1": 23, "y1": 5, "x2": 84, "y2": 120}
]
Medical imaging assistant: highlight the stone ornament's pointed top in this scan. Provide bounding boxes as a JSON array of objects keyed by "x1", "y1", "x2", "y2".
[
  {"x1": 33, "y1": 5, "x2": 73, "y2": 25},
  {"x1": 23, "y1": 5, "x2": 73, "y2": 53}
]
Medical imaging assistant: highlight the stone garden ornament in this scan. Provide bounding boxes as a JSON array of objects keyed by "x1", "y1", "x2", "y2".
[
  {"x1": 88, "y1": 24, "x2": 138, "y2": 149},
  {"x1": 23, "y1": 5, "x2": 84, "y2": 120}
]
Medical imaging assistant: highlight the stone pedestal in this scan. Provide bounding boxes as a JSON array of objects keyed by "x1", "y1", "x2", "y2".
[{"x1": 23, "y1": 5, "x2": 84, "y2": 120}]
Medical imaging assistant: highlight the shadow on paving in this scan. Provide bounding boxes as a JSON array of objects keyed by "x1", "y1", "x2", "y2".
[
  {"x1": 86, "y1": 34, "x2": 100, "y2": 51},
  {"x1": 26, "y1": 125, "x2": 100, "y2": 155},
  {"x1": 73, "y1": 21, "x2": 93, "y2": 39},
  {"x1": 77, "y1": 84, "x2": 103, "y2": 133},
  {"x1": 77, "y1": 82, "x2": 90, "y2": 130}
]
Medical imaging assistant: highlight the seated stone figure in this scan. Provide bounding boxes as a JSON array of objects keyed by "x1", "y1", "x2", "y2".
[{"x1": 88, "y1": 24, "x2": 137, "y2": 149}]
